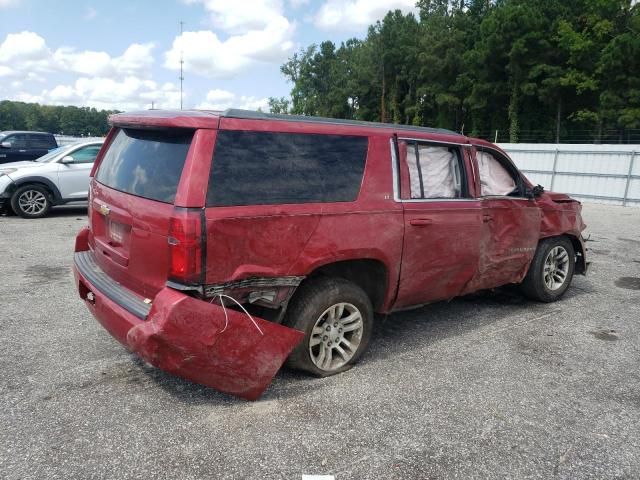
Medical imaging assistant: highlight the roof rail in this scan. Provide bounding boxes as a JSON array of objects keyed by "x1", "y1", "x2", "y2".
[{"x1": 220, "y1": 109, "x2": 458, "y2": 136}]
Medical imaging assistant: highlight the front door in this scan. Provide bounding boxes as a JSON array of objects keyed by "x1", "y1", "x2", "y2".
[
  {"x1": 0, "y1": 133, "x2": 29, "y2": 163},
  {"x1": 394, "y1": 139, "x2": 483, "y2": 308},
  {"x1": 473, "y1": 147, "x2": 541, "y2": 289},
  {"x1": 57, "y1": 144, "x2": 102, "y2": 199}
]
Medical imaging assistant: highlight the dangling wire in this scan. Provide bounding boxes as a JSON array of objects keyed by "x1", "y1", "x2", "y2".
[{"x1": 209, "y1": 293, "x2": 264, "y2": 336}]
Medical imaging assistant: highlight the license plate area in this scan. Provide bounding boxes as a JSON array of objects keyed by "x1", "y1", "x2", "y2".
[{"x1": 107, "y1": 219, "x2": 130, "y2": 247}]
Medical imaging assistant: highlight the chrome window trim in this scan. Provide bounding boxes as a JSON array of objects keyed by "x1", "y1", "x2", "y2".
[
  {"x1": 390, "y1": 136, "x2": 477, "y2": 203},
  {"x1": 398, "y1": 136, "x2": 471, "y2": 147},
  {"x1": 390, "y1": 138, "x2": 400, "y2": 202},
  {"x1": 472, "y1": 144, "x2": 531, "y2": 200},
  {"x1": 400, "y1": 198, "x2": 481, "y2": 203}
]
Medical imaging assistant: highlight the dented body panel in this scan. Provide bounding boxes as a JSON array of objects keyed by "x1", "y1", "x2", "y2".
[
  {"x1": 73, "y1": 250, "x2": 303, "y2": 400},
  {"x1": 73, "y1": 109, "x2": 588, "y2": 399}
]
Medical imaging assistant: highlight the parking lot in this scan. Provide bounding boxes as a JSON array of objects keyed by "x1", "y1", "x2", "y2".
[{"x1": 1, "y1": 203, "x2": 639, "y2": 479}]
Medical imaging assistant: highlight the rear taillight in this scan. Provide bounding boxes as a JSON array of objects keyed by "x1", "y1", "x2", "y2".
[{"x1": 168, "y1": 208, "x2": 203, "y2": 284}]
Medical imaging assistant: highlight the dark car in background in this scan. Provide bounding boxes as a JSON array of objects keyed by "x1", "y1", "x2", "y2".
[{"x1": 0, "y1": 131, "x2": 58, "y2": 164}]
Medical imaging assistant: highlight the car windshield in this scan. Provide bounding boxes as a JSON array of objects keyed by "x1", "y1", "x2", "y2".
[
  {"x1": 34, "y1": 145, "x2": 71, "y2": 163},
  {"x1": 0, "y1": 133, "x2": 7, "y2": 141}
]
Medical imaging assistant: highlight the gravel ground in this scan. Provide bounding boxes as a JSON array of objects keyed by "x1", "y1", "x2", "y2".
[{"x1": 1, "y1": 203, "x2": 639, "y2": 480}]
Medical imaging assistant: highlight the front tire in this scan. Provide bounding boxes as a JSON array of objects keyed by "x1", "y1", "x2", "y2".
[
  {"x1": 520, "y1": 236, "x2": 575, "y2": 302},
  {"x1": 10, "y1": 184, "x2": 52, "y2": 219},
  {"x1": 284, "y1": 277, "x2": 373, "y2": 377}
]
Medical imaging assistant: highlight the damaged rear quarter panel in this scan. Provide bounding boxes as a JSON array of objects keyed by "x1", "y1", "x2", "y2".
[{"x1": 203, "y1": 134, "x2": 404, "y2": 311}]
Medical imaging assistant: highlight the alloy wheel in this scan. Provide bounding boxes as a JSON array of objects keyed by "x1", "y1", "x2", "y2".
[
  {"x1": 18, "y1": 190, "x2": 47, "y2": 215},
  {"x1": 309, "y1": 302, "x2": 364, "y2": 371},
  {"x1": 543, "y1": 246, "x2": 570, "y2": 291}
]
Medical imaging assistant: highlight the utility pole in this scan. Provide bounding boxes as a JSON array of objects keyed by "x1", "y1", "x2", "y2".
[{"x1": 179, "y1": 20, "x2": 185, "y2": 110}]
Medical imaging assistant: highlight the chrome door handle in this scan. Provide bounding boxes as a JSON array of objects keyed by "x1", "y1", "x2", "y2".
[
  {"x1": 482, "y1": 214, "x2": 493, "y2": 223},
  {"x1": 409, "y1": 218, "x2": 433, "y2": 226}
]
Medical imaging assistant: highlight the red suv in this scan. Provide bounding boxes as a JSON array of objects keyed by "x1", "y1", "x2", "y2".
[{"x1": 73, "y1": 109, "x2": 588, "y2": 399}]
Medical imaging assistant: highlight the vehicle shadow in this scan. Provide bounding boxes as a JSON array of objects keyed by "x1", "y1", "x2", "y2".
[
  {"x1": 47, "y1": 205, "x2": 88, "y2": 217},
  {"x1": 135, "y1": 279, "x2": 594, "y2": 405},
  {"x1": 0, "y1": 205, "x2": 87, "y2": 219}
]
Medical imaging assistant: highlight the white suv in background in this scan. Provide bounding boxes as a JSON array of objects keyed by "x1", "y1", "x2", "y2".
[{"x1": 0, "y1": 139, "x2": 104, "y2": 218}]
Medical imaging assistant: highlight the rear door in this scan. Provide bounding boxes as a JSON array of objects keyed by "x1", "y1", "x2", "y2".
[
  {"x1": 28, "y1": 134, "x2": 55, "y2": 159},
  {"x1": 57, "y1": 144, "x2": 102, "y2": 199},
  {"x1": 394, "y1": 138, "x2": 483, "y2": 308},
  {"x1": 473, "y1": 146, "x2": 541, "y2": 288},
  {"x1": 89, "y1": 128, "x2": 197, "y2": 299}
]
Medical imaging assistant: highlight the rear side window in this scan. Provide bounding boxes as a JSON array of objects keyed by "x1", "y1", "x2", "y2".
[
  {"x1": 95, "y1": 128, "x2": 193, "y2": 203},
  {"x1": 207, "y1": 130, "x2": 368, "y2": 207},
  {"x1": 30, "y1": 134, "x2": 56, "y2": 149}
]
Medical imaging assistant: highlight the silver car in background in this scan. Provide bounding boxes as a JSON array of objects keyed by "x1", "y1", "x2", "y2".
[{"x1": 0, "y1": 139, "x2": 104, "y2": 218}]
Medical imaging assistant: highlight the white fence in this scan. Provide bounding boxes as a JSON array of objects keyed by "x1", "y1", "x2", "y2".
[
  {"x1": 499, "y1": 143, "x2": 639, "y2": 207},
  {"x1": 54, "y1": 135, "x2": 103, "y2": 146}
]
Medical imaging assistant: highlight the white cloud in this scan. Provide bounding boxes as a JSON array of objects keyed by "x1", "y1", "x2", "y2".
[
  {"x1": 289, "y1": 0, "x2": 309, "y2": 8},
  {"x1": 54, "y1": 42, "x2": 155, "y2": 78},
  {"x1": 84, "y1": 6, "x2": 97, "y2": 20},
  {"x1": 314, "y1": 0, "x2": 417, "y2": 31},
  {"x1": 14, "y1": 77, "x2": 182, "y2": 111},
  {"x1": 0, "y1": 31, "x2": 50, "y2": 65},
  {"x1": 164, "y1": 22, "x2": 294, "y2": 78},
  {"x1": 196, "y1": 88, "x2": 268, "y2": 111},
  {"x1": 167, "y1": 0, "x2": 295, "y2": 77},
  {"x1": 0, "y1": 31, "x2": 154, "y2": 79},
  {"x1": 0, "y1": 0, "x2": 20, "y2": 8},
  {"x1": 184, "y1": 0, "x2": 285, "y2": 34}
]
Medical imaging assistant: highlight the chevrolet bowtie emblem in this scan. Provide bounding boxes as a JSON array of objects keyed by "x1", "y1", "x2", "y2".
[{"x1": 98, "y1": 204, "x2": 110, "y2": 216}]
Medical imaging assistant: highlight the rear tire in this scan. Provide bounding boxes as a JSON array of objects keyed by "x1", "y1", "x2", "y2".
[
  {"x1": 284, "y1": 277, "x2": 373, "y2": 377},
  {"x1": 520, "y1": 236, "x2": 575, "y2": 302},
  {"x1": 10, "y1": 184, "x2": 52, "y2": 219}
]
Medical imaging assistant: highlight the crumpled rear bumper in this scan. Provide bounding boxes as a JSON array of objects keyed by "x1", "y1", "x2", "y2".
[{"x1": 72, "y1": 233, "x2": 303, "y2": 400}]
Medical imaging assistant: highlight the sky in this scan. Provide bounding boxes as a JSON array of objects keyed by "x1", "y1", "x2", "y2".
[{"x1": 0, "y1": 0, "x2": 418, "y2": 112}]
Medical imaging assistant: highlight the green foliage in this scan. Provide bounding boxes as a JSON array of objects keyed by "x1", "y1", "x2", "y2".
[
  {"x1": 267, "y1": 96, "x2": 291, "y2": 114},
  {"x1": 0, "y1": 101, "x2": 117, "y2": 136},
  {"x1": 279, "y1": 0, "x2": 640, "y2": 143}
]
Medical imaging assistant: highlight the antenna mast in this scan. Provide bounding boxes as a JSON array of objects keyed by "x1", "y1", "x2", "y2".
[{"x1": 179, "y1": 20, "x2": 185, "y2": 110}]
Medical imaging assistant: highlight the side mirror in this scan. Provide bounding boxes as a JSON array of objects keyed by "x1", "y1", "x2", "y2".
[
  {"x1": 0, "y1": 141, "x2": 11, "y2": 148},
  {"x1": 526, "y1": 184, "x2": 545, "y2": 199},
  {"x1": 532, "y1": 184, "x2": 545, "y2": 197},
  {"x1": 60, "y1": 155, "x2": 74, "y2": 164}
]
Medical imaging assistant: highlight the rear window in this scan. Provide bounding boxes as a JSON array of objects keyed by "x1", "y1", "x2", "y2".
[
  {"x1": 95, "y1": 128, "x2": 193, "y2": 203},
  {"x1": 207, "y1": 130, "x2": 368, "y2": 207},
  {"x1": 29, "y1": 134, "x2": 56, "y2": 149}
]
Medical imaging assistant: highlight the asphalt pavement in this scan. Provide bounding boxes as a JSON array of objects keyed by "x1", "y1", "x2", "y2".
[{"x1": 1, "y1": 203, "x2": 639, "y2": 479}]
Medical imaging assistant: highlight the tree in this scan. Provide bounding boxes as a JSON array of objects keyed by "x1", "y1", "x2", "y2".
[
  {"x1": 278, "y1": 0, "x2": 640, "y2": 143},
  {"x1": 0, "y1": 100, "x2": 117, "y2": 135}
]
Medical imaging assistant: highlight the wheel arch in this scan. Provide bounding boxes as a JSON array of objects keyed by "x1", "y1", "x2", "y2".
[
  {"x1": 302, "y1": 258, "x2": 389, "y2": 312},
  {"x1": 11, "y1": 176, "x2": 63, "y2": 204},
  {"x1": 540, "y1": 233, "x2": 586, "y2": 275}
]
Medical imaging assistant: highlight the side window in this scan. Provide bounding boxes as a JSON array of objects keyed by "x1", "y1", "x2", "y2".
[
  {"x1": 476, "y1": 150, "x2": 518, "y2": 196},
  {"x1": 399, "y1": 140, "x2": 465, "y2": 199},
  {"x1": 7, "y1": 134, "x2": 28, "y2": 149},
  {"x1": 69, "y1": 145, "x2": 101, "y2": 164},
  {"x1": 29, "y1": 135, "x2": 55, "y2": 149},
  {"x1": 207, "y1": 130, "x2": 368, "y2": 207}
]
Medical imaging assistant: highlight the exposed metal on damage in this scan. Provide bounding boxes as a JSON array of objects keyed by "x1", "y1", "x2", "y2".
[{"x1": 204, "y1": 276, "x2": 304, "y2": 298}]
